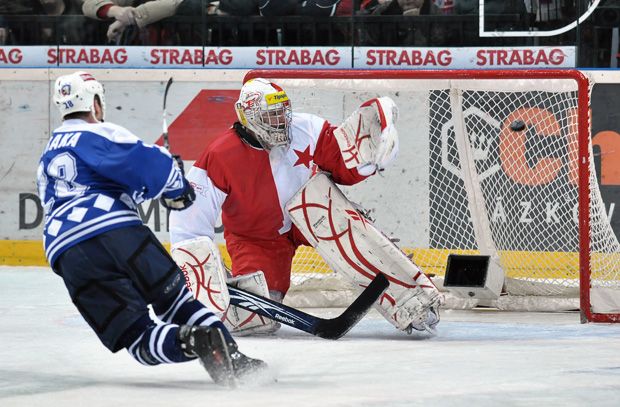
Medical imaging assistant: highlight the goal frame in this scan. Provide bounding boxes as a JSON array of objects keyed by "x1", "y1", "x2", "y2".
[{"x1": 243, "y1": 68, "x2": 617, "y2": 323}]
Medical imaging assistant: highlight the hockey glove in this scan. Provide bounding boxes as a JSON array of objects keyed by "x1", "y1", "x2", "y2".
[
  {"x1": 161, "y1": 179, "x2": 196, "y2": 211},
  {"x1": 172, "y1": 154, "x2": 185, "y2": 175},
  {"x1": 333, "y1": 97, "x2": 399, "y2": 174}
]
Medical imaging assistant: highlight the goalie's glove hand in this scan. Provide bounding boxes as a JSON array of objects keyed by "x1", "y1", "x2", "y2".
[
  {"x1": 334, "y1": 96, "x2": 399, "y2": 173},
  {"x1": 161, "y1": 178, "x2": 196, "y2": 211}
]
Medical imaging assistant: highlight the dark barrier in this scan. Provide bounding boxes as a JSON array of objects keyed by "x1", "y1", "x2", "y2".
[{"x1": 0, "y1": 5, "x2": 618, "y2": 67}]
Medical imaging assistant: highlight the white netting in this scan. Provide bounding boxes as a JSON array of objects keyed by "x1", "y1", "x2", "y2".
[{"x1": 246, "y1": 70, "x2": 620, "y2": 319}]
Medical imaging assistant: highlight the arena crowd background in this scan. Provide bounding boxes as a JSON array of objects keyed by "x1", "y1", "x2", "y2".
[{"x1": 1, "y1": 0, "x2": 620, "y2": 68}]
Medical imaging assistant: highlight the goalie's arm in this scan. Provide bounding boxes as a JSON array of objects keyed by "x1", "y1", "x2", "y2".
[
  {"x1": 314, "y1": 123, "x2": 370, "y2": 186},
  {"x1": 169, "y1": 165, "x2": 227, "y2": 244}
]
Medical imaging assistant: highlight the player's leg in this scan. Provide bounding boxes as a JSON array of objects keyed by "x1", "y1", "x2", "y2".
[
  {"x1": 172, "y1": 235, "x2": 295, "y2": 336},
  {"x1": 53, "y1": 226, "x2": 263, "y2": 384},
  {"x1": 287, "y1": 173, "x2": 443, "y2": 333},
  {"x1": 227, "y1": 235, "x2": 295, "y2": 297},
  {"x1": 119, "y1": 225, "x2": 267, "y2": 378},
  {"x1": 52, "y1": 234, "x2": 195, "y2": 364}
]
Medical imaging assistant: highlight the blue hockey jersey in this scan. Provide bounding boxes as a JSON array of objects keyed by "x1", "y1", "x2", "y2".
[{"x1": 37, "y1": 119, "x2": 185, "y2": 266}]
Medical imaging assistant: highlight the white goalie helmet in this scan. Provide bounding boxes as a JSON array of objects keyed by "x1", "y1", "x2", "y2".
[
  {"x1": 53, "y1": 71, "x2": 106, "y2": 120},
  {"x1": 235, "y1": 78, "x2": 292, "y2": 150}
]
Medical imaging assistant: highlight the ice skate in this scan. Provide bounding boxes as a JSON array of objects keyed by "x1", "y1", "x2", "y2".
[
  {"x1": 407, "y1": 305, "x2": 441, "y2": 334},
  {"x1": 229, "y1": 342, "x2": 269, "y2": 383},
  {"x1": 178, "y1": 325, "x2": 267, "y2": 387},
  {"x1": 178, "y1": 325, "x2": 236, "y2": 386}
]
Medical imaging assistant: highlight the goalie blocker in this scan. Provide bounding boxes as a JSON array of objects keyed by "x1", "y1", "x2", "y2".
[{"x1": 286, "y1": 173, "x2": 443, "y2": 333}]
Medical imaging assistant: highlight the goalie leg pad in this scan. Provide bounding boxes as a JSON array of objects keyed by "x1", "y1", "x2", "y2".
[
  {"x1": 171, "y1": 236, "x2": 230, "y2": 317},
  {"x1": 225, "y1": 271, "x2": 282, "y2": 336},
  {"x1": 286, "y1": 173, "x2": 444, "y2": 333}
]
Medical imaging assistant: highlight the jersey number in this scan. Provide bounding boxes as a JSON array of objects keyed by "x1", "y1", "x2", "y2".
[{"x1": 47, "y1": 153, "x2": 87, "y2": 198}]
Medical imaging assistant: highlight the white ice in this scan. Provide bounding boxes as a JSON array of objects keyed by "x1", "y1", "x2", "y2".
[{"x1": 2, "y1": 266, "x2": 620, "y2": 407}]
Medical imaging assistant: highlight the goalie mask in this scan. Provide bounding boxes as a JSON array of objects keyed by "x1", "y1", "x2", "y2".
[
  {"x1": 53, "y1": 71, "x2": 106, "y2": 121},
  {"x1": 235, "y1": 78, "x2": 292, "y2": 150}
]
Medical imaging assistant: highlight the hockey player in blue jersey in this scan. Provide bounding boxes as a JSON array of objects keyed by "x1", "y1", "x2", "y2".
[{"x1": 37, "y1": 71, "x2": 266, "y2": 387}]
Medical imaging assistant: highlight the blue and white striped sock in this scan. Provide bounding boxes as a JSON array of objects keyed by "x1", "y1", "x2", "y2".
[
  {"x1": 126, "y1": 322, "x2": 193, "y2": 366},
  {"x1": 153, "y1": 286, "x2": 234, "y2": 344}
]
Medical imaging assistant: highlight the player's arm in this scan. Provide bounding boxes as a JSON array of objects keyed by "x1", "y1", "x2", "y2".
[
  {"x1": 77, "y1": 124, "x2": 194, "y2": 208},
  {"x1": 313, "y1": 120, "x2": 368, "y2": 186},
  {"x1": 169, "y1": 164, "x2": 226, "y2": 244}
]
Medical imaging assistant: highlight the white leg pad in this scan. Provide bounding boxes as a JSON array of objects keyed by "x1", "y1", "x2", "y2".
[
  {"x1": 225, "y1": 271, "x2": 281, "y2": 336},
  {"x1": 286, "y1": 173, "x2": 444, "y2": 333},
  {"x1": 171, "y1": 236, "x2": 230, "y2": 316}
]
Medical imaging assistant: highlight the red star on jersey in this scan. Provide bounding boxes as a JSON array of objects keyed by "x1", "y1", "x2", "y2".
[{"x1": 293, "y1": 146, "x2": 313, "y2": 168}]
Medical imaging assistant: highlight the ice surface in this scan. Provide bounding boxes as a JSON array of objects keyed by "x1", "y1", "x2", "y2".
[{"x1": 1, "y1": 266, "x2": 620, "y2": 407}]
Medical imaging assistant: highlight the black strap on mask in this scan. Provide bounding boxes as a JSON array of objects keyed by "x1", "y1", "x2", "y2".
[{"x1": 234, "y1": 122, "x2": 263, "y2": 149}]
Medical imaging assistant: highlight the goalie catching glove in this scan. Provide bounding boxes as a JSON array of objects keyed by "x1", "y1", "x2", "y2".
[{"x1": 333, "y1": 97, "x2": 399, "y2": 175}]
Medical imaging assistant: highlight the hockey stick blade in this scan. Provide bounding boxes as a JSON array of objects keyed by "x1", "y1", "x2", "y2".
[{"x1": 227, "y1": 272, "x2": 389, "y2": 340}]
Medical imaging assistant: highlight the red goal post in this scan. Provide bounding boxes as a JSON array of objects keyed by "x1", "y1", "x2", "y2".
[{"x1": 243, "y1": 69, "x2": 619, "y2": 323}]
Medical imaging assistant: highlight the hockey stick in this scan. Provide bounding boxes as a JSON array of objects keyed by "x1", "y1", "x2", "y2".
[
  {"x1": 161, "y1": 77, "x2": 186, "y2": 174},
  {"x1": 227, "y1": 272, "x2": 389, "y2": 340},
  {"x1": 162, "y1": 77, "x2": 174, "y2": 151}
]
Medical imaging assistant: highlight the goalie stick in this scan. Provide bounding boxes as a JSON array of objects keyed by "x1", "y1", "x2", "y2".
[{"x1": 227, "y1": 272, "x2": 389, "y2": 340}]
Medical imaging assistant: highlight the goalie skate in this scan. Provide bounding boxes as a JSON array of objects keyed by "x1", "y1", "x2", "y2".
[{"x1": 286, "y1": 173, "x2": 443, "y2": 333}]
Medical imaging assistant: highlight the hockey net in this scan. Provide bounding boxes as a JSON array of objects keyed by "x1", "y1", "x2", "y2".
[{"x1": 244, "y1": 69, "x2": 620, "y2": 323}]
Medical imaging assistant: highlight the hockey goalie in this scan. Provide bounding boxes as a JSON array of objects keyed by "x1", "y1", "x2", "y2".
[{"x1": 169, "y1": 77, "x2": 443, "y2": 337}]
